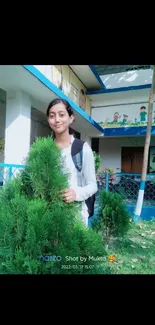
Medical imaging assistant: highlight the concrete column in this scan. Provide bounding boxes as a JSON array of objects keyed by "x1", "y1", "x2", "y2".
[
  {"x1": 0, "y1": 89, "x2": 6, "y2": 164},
  {"x1": 81, "y1": 133, "x2": 91, "y2": 147},
  {"x1": 4, "y1": 90, "x2": 31, "y2": 165}
]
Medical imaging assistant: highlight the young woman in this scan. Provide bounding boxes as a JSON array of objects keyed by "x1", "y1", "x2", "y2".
[{"x1": 46, "y1": 98, "x2": 97, "y2": 225}]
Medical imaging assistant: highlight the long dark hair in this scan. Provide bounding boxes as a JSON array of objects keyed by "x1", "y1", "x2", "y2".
[
  {"x1": 46, "y1": 98, "x2": 74, "y2": 117},
  {"x1": 47, "y1": 98, "x2": 74, "y2": 138}
]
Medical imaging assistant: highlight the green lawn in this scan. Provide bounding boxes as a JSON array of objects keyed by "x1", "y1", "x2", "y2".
[{"x1": 101, "y1": 220, "x2": 155, "y2": 274}]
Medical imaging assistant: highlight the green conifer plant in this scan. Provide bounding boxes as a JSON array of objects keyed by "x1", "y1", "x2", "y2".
[
  {"x1": 0, "y1": 137, "x2": 108, "y2": 274},
  {"x1": 92, "y1": 190, "x2": 130, "y2": 246}
]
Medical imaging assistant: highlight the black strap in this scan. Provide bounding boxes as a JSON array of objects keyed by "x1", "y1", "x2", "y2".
[
  {"x1": 71, "y1": 139, "x2": 85, "y2": 157},
  {"x1": 71, "y1": 139, "x2": 85, "y2": 172},
  {"x1": 71, "y1": 138, "x2": 95, "y2": 217}
]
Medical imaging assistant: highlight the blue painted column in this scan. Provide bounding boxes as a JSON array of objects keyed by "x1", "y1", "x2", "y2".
[{"x1": 106, "y1": 172, "x2": 109, "y2": 192}]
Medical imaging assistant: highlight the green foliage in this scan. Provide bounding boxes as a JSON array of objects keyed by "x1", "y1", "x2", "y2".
[
  {"x1": 20, "y1": 137, "x2": 69, "y2": 200},
  {"x1": 93, "y1": 151, "x2": 101, "y2": 172},
  {"x1": 100, "y1": 220, "x2": 155, "y2": 274},
  {"x1": 92, "y1": 190, "x2": 130, "y2": 244},
  {"x1": 0, "y1": 137, "x2": 108, "y2": 274}
]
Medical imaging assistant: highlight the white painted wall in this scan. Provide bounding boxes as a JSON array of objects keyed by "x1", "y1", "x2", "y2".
[
  {"x1": 0, "y1": 89, "x2": 6, "y2": 164},
  {"x1": 90, "y1": 88, "x2": 155, "y2": 172},
  {"x1": 99, "y1": 136, "x2": 155, "y2": 171},
  {"x1": 4, "y1": 90, "x2": 31, "y2": 165},
  {"x1": 31, "y1": 118, "x2": 51, "y2": 144},
  {"x1": 91, "y1": 89, "x2": 155, "y2": 126},
  {"x1": 31, "y1": 108, "x2": 51, "y2": 144},
  {"x1": 0, "y1": 89, "x2": 6, "y2": 182},
  {"x1": 91, "y1": 89, "x2": 150, "y2": 107}
]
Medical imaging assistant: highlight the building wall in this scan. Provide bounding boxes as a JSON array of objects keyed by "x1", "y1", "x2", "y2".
[
  {"x1": 4, "y1": 90, "x2": 31, "y2": 166},
  {"x1": 31, "y1": 108, "x2": 51, "y2": 145},
  {"x1": 99, "y1": 136, "x2": 155, "y2": 171},
  {"x1": 0, "y1": 90, "x2": 51, "y2": 163},
  {"x1": 0, "y1": 89, "x2": 6, "y2": 163},
  {"x1": 33, "y1": 65, "x2": 91, "y2": 116},
  {"x1": 91, "y1": 89, "x2": 155, "y2": 129}
]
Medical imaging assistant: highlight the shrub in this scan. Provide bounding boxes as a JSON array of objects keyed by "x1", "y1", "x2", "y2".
[
  {"x1": 0, "y1": 137, "x2": 108, "y2": 274},
  {"x1": 92, "y1": 190, "x2": 130, "y2": 245}
]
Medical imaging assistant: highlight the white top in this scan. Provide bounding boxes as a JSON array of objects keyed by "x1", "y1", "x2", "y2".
[{"x1": 61, "y1": 135, "x2": 98, "y2": 225}]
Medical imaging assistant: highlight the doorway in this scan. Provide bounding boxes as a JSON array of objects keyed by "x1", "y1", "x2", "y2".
[{"x1": 121, "y1": 147, "x2": 145, "y2": 173}]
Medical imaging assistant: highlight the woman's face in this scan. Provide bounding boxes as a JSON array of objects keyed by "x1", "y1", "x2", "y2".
[{"x1": 48, "y1": 102, "x2": 74, "y2": 134}]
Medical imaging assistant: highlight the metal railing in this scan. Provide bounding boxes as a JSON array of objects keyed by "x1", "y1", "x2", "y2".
[
  {"x1": 97, "y1": 172, "x2": 155, "y2": 206},
  {"x1": 1, "y1": 163, "x2": 155, "y2": 206},
  {"x1": 0, "y1": 163, "x2": 25, "y2": 187}
]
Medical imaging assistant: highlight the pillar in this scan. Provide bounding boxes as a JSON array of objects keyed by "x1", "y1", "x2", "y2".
[{"x1": 4, "y1": 90, "x2": 31, "y2": 165}]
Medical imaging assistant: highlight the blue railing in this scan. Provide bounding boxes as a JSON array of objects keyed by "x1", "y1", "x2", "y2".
[
  {"x1": 0, "y1": 163, "x2": 25, "y2": 186},
  {"x1": 1, "y1": 164, "x2": 155, "y2": 206}
]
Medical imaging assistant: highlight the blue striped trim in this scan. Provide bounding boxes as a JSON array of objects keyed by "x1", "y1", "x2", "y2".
[
  {"x1": 103, "y1": 126, "x2": 155, "y2": 137},
  {"x1": 140, "y1": 181, "x2": 145, "y2": 190},
  {"x1": 87, "y1": 84, "x2": 152, "y2": 95},
  {"x1": 23, "y1": 65, "x2": 104, "y2": 134},
  {"x1": 89, "y1": 65, "x2": 106, "y2": 88}
]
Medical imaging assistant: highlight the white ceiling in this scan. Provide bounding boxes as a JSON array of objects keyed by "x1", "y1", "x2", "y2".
[
  {"x1": 0, "y1": 65, "x2": 103, "y2": 137},
  {"x1": 69, "y1": 65, "x2": 102, "y2": 90},
  {"x1": 101, "y1": 69, "x2": 153, "y2": 89}
]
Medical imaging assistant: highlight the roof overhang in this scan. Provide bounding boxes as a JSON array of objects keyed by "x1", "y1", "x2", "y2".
[
  {"x1": 87, "y1": 84, "x2": 152, "y2": 95},
  {"x1": 87, "y1": 66, "x2": 153, "y2": 95},
  {"x1": 93, "y1": 65, "x2": 152, "y2": 76},
  {"x1": 0, "y1": 65, "x2": 104, "y2": 138},
  {"x1": 69, "y1": 65, "x2": 105, "y2": 90}
]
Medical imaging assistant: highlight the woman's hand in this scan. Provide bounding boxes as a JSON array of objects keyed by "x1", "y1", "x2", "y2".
[{"x1": 60, "y1": 188, "x2": 76, "y2": 203}]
